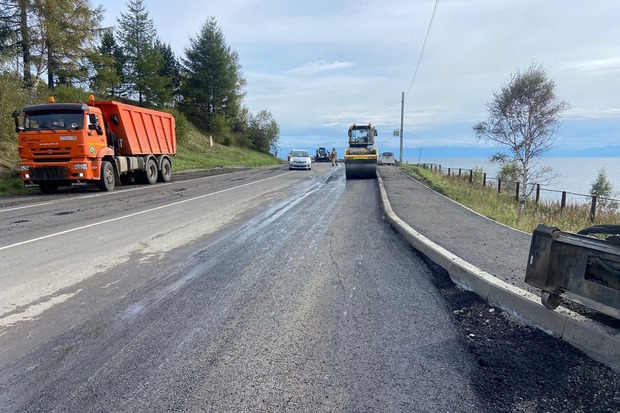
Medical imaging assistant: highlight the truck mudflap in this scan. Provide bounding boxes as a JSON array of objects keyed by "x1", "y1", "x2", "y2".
[{"x1": 525, "y1": 224, "x2": 620, "y2": 319}]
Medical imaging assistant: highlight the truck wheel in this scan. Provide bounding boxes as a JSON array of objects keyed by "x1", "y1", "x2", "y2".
[
  {"x1": 158, "y1": 158, "x2": 172, "y2": 182},
  {"x1": 97, "y1": 161, "x2": 116, "y2": 191},
  {"x1": 143, "y1": 158, "x2": 158, "y2": 185},
  {"x1": 39, "y1": 182, "x2": 59, "y2": 193}
]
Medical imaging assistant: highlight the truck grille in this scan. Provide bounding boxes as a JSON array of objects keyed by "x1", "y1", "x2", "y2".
[
  {"x1": 30, "y1": 166, "x2": 68, "y2": 180},
  {"x1": 32, "y1": 158, "x2": 72, "y2": 163},
  {"x1": 31, "y1": 147, "x2": 72, "y2": 157}
]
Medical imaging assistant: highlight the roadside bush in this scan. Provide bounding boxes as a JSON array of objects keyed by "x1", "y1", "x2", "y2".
[
  {"x1": 210, "y1": 114, "x2": 233, "y2": 146},
  {"x1": 165, "y1": 108, "x2": 190, "y2": 146},
  {"x1": 0, "y1": 73, "x2": 31, "y2": 175},
  {"x1": 51, "y1": 85, "x2": 92, "y2": 103}
]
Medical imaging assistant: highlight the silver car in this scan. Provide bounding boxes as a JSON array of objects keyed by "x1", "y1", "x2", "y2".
[
  {"x1": 379, "y1": 152, "x2": 395, "y2": 166},
  {"x1": 288, "y1": 149, "x2": 312, "y2": 170}
]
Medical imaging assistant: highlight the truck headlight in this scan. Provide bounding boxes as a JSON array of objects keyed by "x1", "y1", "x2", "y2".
[
  {"x1": 74, "y1": 163, "x2": 88, "y2": 170},
  {"x1": 20, "y1": 165, "x2": 29, "y2": 171}
]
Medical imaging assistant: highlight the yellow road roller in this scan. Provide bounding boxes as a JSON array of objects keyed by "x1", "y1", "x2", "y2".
[{"x1": 344, "y1": 123, "x2": 378, "y2": 179}]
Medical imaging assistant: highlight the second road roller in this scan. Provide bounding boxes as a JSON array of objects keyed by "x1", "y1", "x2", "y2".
[{"x1": 344, "y1": 123, "x2": 378, "y2": 179}]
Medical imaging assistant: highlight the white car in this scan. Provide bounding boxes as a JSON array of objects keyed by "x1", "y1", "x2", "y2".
[
  {"x1": 379, "y1": 152, "x2": 396, "y2": 166},
  {"x1": 288, "y1": 149, "x2": 312, "y2": 170}
]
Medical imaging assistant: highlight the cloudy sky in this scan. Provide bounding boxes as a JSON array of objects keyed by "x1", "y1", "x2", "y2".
[{"x1": 101, "y1": 0, "x2": 620, "y2": 159}]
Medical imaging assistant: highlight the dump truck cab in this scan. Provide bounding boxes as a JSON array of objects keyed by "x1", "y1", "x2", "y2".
[{"x1": 15, "y1": 101, "x2": 112, "y2": 192}]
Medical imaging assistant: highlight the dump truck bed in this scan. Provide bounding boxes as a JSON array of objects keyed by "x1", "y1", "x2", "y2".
[{"x1": 93, "y1": 101, "x2": 176, "y2": 156}]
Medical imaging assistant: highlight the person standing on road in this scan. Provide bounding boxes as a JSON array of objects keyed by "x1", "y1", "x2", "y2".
[{"x1": 330, "y1": 148, "x2": 338, "y2": 166}]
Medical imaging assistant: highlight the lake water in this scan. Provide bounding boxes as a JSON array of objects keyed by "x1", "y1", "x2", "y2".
[{"x1": 404, "y1": 157, "x2": 620, "y2": 204}]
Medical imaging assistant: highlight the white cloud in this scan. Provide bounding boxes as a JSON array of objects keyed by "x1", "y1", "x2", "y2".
[
  {"x1": 287, "y1": 61, "x2": 354, "y2": 76},
  {"x1": 558, "y1": 58, "x2": 620, "y2": 74}
]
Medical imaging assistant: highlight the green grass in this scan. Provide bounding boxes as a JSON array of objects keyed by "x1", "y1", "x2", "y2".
[
  {"x1": 0, "y1": 124, "x2": 281, "y2": 196},
  {"x1": 174, "y1": 126, "x2": 281, "y2": 170},
  {"x1": 0, "y1": 177, "x2": 39, "y2": 195},
  {"x1": 401, "y1": 164, "x2": 620, "y2": 234}
]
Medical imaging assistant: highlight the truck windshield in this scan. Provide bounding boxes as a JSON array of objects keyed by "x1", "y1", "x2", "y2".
[{"x1": 24, "y1": 110, "x2": 85, "y2": 131}]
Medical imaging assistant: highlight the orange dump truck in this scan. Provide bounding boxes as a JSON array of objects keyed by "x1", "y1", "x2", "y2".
[{"x1": 13, "y1": 97, "x2": 176, "y2": 193}]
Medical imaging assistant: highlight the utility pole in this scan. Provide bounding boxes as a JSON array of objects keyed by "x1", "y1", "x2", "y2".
[{"x1": 399, "y1": 91, "x2": 404, "y2": 164}]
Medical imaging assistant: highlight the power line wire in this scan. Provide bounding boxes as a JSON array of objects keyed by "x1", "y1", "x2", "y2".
[{"x1": 405, "y1": 0, "x2": 440, "y2": 98}]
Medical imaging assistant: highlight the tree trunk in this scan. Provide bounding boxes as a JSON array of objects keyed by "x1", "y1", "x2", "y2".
[
  {"x1": 519, "y1": 164, "x2": 528, "y2": 214},
  {"x1": 18, "y1": 0, "x2": 31, "y2": 88},
  {"x1": 47, "y1": 40, "x2": 54, "y2": 90}
]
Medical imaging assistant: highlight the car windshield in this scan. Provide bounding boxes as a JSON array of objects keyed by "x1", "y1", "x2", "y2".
[
  {"x1": 383, "y1": 153, "x2": 393, "y2": 157},
  {"x1": 291, "y1": 151, "x2": 309, "y2": 157}
]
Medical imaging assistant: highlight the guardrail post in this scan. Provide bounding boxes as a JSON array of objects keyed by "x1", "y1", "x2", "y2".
[
  {"x1": 498, "y1": 178, "x2": 501, "y2": 194},
  {"x1": 536, "y1": 184, "x2": 540, "y2": 203},
  {"x1": 483, "y1": 173, "x2": 487, "y2": 187},
  {"x1": 515, "y1": 182, "x2": 520, "y2": 202},
  {"x1": 561, "y1": 191, "x2": 567, "y2": 210},
  {"x1": 448, "y1": 168, "x2": 451, "y2": 176},
  {"x1": 469, "y1": 170, "x2": 473, "y2": 183},
  {"x1": 458, "y1": 168, "x2": 462, "y2": 176},
  {"x1": 590, "y1": 196, "x2": 597, "y2": 221}
]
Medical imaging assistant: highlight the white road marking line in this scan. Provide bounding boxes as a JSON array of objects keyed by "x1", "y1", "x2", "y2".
[{"x1": 0, "y1": 172, "x2": 292, "y2": 251}]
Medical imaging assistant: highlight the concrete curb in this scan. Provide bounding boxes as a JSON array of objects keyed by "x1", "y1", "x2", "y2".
[{"x1": 377, "y1": 173, "x2": 620, "y2": 373}]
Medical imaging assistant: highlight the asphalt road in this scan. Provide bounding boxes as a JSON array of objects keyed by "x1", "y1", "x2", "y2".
[
  {"x1": 0, "y1": 163, "x2": 482, "y2": 412},
  {"x1": 0, "y1": 163, "x2": 618, "y2": 412}
]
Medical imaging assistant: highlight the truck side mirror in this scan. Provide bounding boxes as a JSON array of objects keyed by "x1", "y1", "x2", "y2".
[
  {"x1": 12, "y1": 110, "x2": 21, "y2": 133},
  {"x1": 88, "y1": 114, "x2": 104, "y2": 135}
]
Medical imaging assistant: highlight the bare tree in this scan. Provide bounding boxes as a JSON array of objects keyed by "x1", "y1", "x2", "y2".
[{"x1": 474, "y1": 63, "x2": 570, "y2": 208}]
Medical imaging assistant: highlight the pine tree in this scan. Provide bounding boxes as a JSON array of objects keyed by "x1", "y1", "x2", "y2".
[
  {"x1": 0, "y1": 0, "x2": 32, "y2": 87},
  {"x1": 181, "y1": 16, "x2": 245, "y2": 129},
  {"x1": 0, "y1": 0, "x2": 20, "y2": 64},
  {"x1": 88, "y1": 30, "x2": 121, "y2": 98},
  {"x1": 115, "y1": 0, "x2": 158, "y2": 104},
  {"x1": 152, "y1": 39, "x2": 179, "y2": 106}
]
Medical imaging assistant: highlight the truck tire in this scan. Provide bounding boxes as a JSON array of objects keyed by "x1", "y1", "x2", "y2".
[
  {"x1": 143, "y1": 158, "x2": 158, "y2": 185},
  {"x1": 97, "y1": 161, "x2": 116, "y2": 191},
  {"x1": 158, "y1": 158, "x2": 172, "y2": 182}
]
